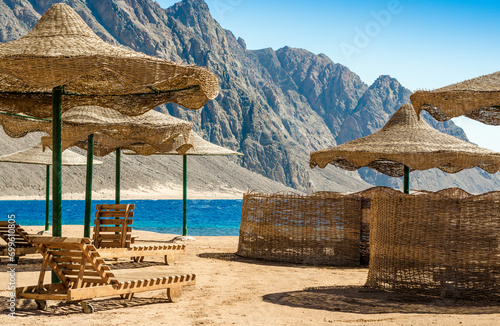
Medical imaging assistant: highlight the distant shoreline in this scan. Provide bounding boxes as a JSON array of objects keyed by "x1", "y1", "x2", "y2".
[{"x1": 0, "y1": 186, "x2": 246, "y2": 201}]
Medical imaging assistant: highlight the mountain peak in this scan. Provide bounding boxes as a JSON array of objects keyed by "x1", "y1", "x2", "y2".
[
  {"x1": 167, "y1": 0, "x2": 213, "y2": 28},
  {"x1": 168, "y1": 0, "x2": 211, "y2": 15},
  {"x1": 371, "y1": 75, "x2": 401, "y2": 88}
]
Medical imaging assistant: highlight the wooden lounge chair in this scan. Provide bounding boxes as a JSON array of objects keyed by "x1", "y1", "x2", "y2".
[
  {"x1": 16, "y1": 237, "x2": 196, "y2": 313},
  {"x1": 0, "y1": 221, "x2": 38, "y2": 263},
  {"x1": 93, "y1": 204, "x2": 185, "y2": 265}
]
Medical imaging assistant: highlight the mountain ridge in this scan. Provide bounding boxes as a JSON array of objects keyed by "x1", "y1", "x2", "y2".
[{"x1": 1, "y1": 0, "x2": 499, "y2": 195}]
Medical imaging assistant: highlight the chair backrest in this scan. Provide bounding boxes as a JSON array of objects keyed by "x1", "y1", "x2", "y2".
[
  {"x1": 31, "y1": 236, "x2": 118, "y2": 289},
  {"x1": 0, "y1": 221, "x2": 33, "y2": 247},
  {"x1": 93, "y1": 204, "x2": 135, "y2": 249}
]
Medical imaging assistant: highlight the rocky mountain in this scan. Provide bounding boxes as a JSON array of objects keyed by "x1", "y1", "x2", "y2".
[{"x1": 1, "y1": 0, "x2": 499, "y2": 196}]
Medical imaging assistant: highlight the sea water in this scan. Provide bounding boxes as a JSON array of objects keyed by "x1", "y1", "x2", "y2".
[{"x1": 2, "y1": 199, "x2": 243, "y2": 236}]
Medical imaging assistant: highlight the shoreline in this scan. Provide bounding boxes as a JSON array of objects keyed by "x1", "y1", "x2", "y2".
[{"x1": 0, "y1": 185, "x2": 246, "y2": 201}]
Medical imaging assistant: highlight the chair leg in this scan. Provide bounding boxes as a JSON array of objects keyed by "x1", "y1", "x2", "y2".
[
  {"x1": 35, "y1": 299, "x2": 47, "y2": 311},
  {"x1": 81, "y1": 301, "x2": 94, "y2": 314},
  {"x1": 164, "y1": 253, "x2": 176, "y2": 265},
  {"x1": 120, "y1": 293, "x2": 134, "y2": 300},
  {"x1": 167, "y1": 287, "x2": 182, "y2": 303}
]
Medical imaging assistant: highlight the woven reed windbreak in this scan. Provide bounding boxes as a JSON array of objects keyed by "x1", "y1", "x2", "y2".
[
  {"x1": 366, "y1": 189, "x2": 500, "y2": 300},
  {"x1": 237, "y1": 191, "x2": 362, "y2": 266},
  {"x1": 349, "y1": 187, "x2": 403, "y2": 265}
]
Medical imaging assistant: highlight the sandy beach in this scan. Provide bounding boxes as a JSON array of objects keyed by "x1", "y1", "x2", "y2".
[{"x1": 1, "y1": 225, "x2": 499, "y2": 326}]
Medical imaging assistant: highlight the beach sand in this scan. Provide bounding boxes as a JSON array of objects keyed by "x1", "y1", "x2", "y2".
[{"x1": 1, "y1": 225, "x2": 499, "y2": 325}]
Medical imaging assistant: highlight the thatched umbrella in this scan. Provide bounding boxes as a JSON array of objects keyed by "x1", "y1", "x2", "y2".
[
  {"x1": 310, "y1": 104, "x2": 500, "y2": 193},
  {"x1": 0, "y1": 107, "x2": 194, "y2": 237},
  {"x1": 0, "y1": 143, "x2": 102, "y2": 231},
  {"x1": 125, "y1": 131, "x2": 243, "y2": 236},
  {"x1": 411, "y1": 71, "x2": 500, "y2": 125},
  {"x1": 0, "y1": 3, "x2": 218, "y2": 239}
]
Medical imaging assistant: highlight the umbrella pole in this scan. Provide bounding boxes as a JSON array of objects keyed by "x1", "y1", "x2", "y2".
[
  {"x1": 45, "y1": 165, "x2": 50, "y2": 231},
  {"x1": 52, "y1": 85, "x2": 63, "y2": 284},
  {"x1": 183, "y1": 155, "x2": 188, "y2": 236},
  {"x1": 52, "y1": 85, "x2": 63, "y2": 237},
  {"x1": 403, "y1": 165, "x2": 410, "y2": 194},
  {"x1": 84, "y1": 134, "x2": 94, "y2": 238},
  {"x1": 115, "y1": 148, "x2": 121, "y2": 204}
]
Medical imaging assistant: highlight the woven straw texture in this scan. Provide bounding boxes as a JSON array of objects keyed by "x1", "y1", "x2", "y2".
[
  {"x1": 0, "y1": 3, "x2": 218, "y2": 117},
  {"x1": 237, "y1": 191, "x2": 362, "y2": 266},
  {"x1": 310, "y1": 104, "x2": 500, "y2": 177},
  {"x1": 0, "y1": 143, "x2": 102, "y2": 166},
  {"x1": 366, "y1": 188, "x2": 500, "y2": 300},
  {"x1": 0, "y1": 107, "x2": 193, "y2": 156},
  {"x1": 350, "y1": 187, "x2": 403, "y2": 265},
  {"x1": 123, "y1": 130, "x2": 243, "y2": 156},
  {"x1": 411, "y1": 71, "x2": 500, "y2": 125}
]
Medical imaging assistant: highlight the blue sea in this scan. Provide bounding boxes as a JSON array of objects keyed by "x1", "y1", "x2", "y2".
[{"x1": 2, "y1": 200, "x2": 243, "y2": 236}]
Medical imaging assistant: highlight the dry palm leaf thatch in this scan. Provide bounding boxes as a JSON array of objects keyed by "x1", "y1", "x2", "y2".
[
  {"x1": 411, "y1": 71, "x2": 500, "y2": 125},
  {"x1": 310, "y1": 104, "x2": 500, "y2": 177},
  {"x1": 0, "y1": 107, "x2": 193, "y2": 156},
  {"x1": 123, "y1": 130, "x2": 243, "y2": 156},
  {"x1": 0, "y1": 143, "x2": 102, "y2": 166},
  {"x1": 0, "y1": 3, "x2": 218, "y2": 118}
]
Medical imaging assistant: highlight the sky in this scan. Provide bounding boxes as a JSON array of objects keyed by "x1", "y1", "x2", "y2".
[{"x1": 156, "y1": 0, "x2": 500, "y2": 151}]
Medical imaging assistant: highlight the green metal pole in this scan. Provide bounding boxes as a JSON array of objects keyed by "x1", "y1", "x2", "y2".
[
  {"x1": 84, "y1": 134, "x2": 94, "y2": 238},
  {"x1": 183, "y1": 155, "x2": 188, "y2": 236},
  {"x1": 52, "y1": 85, "x2": 63, "y2": 283},
  {"x1": 403, "y1": 165, "x2": 410, "y2": 194},
  {"x1": 115, "y1": 148, "x2": 121, "y2": 204},
  {"x1": 45, "y1": 165, "x2": 50, "y2": 231}
]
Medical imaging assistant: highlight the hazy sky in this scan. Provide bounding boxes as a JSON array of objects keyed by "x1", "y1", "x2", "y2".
[{"x1": 156, "y1": 0, "x2": 500, "y2": 151}]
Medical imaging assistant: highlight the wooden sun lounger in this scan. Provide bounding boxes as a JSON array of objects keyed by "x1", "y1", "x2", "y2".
[
  {"x1": 0, "y1": 221, "x2": 38, "y2": 263},
  {"x1": 16, "y1": 237, "x2": 196, "y2": 313},
  {"x1": 93, "y1": 204, "x2": 186, "y2": 265}
]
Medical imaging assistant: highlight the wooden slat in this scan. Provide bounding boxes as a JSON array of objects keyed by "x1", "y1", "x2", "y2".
[
  {"x1": 97, "y1": 234, "x2": 122, "y2": 240},
  {"x1": 53, "y1": 257, "x2": 89, "y2": 263},
  {"x1": 95, "y1": 219, "x2": 133, "y2": 225},
  {"x1": 58, "y1": 263, "x2": 94, "y2": 270},
  {"x1": 98, "y1": 226, "x2": 133, "y2": 233},
  {"x1": 67, "y1": 274, "x2": 195, "y2": 301},
  {"x1": 17, "y1": 292, "x2": 69, "y2": 300},
  {"x1": 48, "y1": 250, "x2": 84, "y2": 258},
  {"x1": 98, "y1": 204, "x2": 135, "y2": 210},
  {"x1": 63, "y1": 270, "x2": 101, "y2": 277},
  {"x1": 96, "y1": 211, "x2": 128, "y2": 218}
]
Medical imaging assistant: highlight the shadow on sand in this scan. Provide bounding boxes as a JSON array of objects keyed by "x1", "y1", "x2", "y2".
[
  {"x1": 263, "y1": 285, "x2": 500, "y2": 314},
  {"x1": 197, "y1": 252, "x2": 364, "y2": 270},
  {"x1": 0, "y1": 257, "x2": 165, "y2": 272},
  {"x1": 2, "y1": 295, "x2": 172, "y2": 316}
]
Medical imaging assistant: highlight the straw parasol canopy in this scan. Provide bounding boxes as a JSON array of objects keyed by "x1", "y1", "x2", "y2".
[
  {"x1": 0, "y1": 143, "x2": 103, "y2": 231},
  {"x1": 123, "y1": 130, "x2": 243, "y2": 156},
  {"x1": 0, "y1": 3, "x2": 219, "y2": 118},
  {"x1": 124, "y1": 130, "x2": 242, "y2": 237},
  {"x1": 0, "y1": 107, "x2": 194, "y2": 156},
  {"x1": 310, "y1": 104, "x2": 500, "y2": 177},
  {"x1": 0, "y1": 143, "x2": 102, "y2": 166},
  {"x1": 411, "y1": 71, "x2": 500, "y2": 125}
]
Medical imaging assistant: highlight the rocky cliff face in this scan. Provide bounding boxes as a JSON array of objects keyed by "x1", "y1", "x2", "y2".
[{"x1": 1, "y1": 0, "x2": 499, "y2": 194}]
